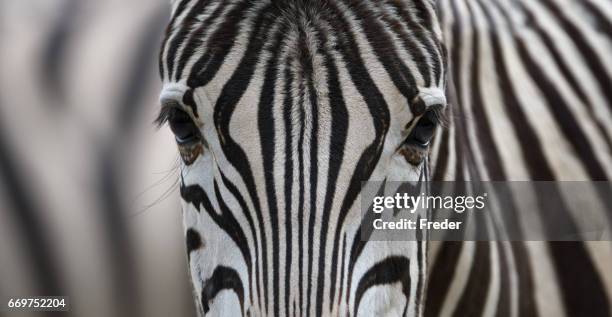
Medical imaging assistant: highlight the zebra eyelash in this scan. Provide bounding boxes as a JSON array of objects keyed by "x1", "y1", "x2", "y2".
[
  {"x1": 428, "y1": 104, "x2": 449, "y2": 129},
  {"x1": 155, "y1": 105, "x2": 179, "y2": 128},
  {"x1": 407, "y1": 104, "x2": 449, "y2": 132}
]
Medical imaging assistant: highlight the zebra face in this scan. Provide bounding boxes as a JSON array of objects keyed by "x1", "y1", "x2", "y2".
[{"x1": 158, "y1": 1, "x2": 446, "y2": 315}]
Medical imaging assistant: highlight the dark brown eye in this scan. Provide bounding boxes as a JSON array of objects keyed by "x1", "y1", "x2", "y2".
[
  {"x1": 168, "y1": 108, "x2": 201, "y2": 145},
  {"x1": 405, "y1": 110, "x2": 437, "y2": 148}
]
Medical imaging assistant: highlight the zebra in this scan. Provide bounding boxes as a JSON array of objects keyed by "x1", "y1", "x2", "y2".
[
  {"x1": 426, "y1": 0, "x2": 612, "y2": 316},
  {"x1": 158, "y1": 0, "x2": 612, "y2": 316},
  {"x1": 158, "y1": 0, "x2": 447, "y2": 315},
  {"x1": 1, "y1": 0, "x2": 610, "y2": 317}
]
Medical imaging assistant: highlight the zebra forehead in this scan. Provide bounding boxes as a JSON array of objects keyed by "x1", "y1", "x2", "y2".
[{"x1": 161, "y1": 0, "x2": 446, "y2": 105}]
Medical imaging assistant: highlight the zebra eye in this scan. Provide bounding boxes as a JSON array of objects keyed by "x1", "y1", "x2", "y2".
[
  {"x1": 399, "y1": 110, "x2": 439, "y2": 166},
  {"x1": 168, "y1": 108, "x2": 201, "y2": 145},
  {"x1": 406, "y1": 110, "x2": 437, "y2": 148},
  {"x1": 156, "y1": 104, "x2": 204, "y2": 164}
]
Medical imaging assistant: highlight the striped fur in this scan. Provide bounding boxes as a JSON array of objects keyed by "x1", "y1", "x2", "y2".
[
  {"x1": 428, "y1": 0, "x2": 612, "y2": 316},
  {"x1": 158, "y1": 0, "x2": 612, "y2": 316},
  {"x1": 159, "y1": 0, "x2": 446, "y2": 316},
  {"x1": 1, "y1": 0, "x2": 610, "y2": 316}
]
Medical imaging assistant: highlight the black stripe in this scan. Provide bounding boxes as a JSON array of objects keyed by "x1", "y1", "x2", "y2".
[
  {"x1": 335, "y1": 233, "x2": 348, "y2": 309},
  {"x1": 40, "y1": 0, "x2": 80, "y2": 103},
  {"x1": 548, "y1": 242, "x2": 610, "y2": 317},
  {"x1": 424, "y1": 241, "x2": 463, "y2": 317},
  {"x1": 182, "y1": 89, "x2": 199, "y2": 118},
  {"x1": 354, "y1": 256, "x2": 411, "y2": 316},
  {"x1": 186, "y1": 228, "x2": 203, "y2": 260},
  {"x1": 296, "y1": 72, "x2": 307, "y2": 316},
  {"x1": 495, "y1": 242, "x2": 511, "y2": 317},
  {"x1": 414, "y1": 225, "x2": 425, "y2": 317},
  {"x1": 580, "y1": 0, "x2": 612, "y2": 40},
  {"x1": 452, "y1": 242, "x2": 491, "y2": 317},
  {"x1": 282, "y1": 55, "x2": 295, "y2": 317},
  {"x1": 432, "y1": 126, "x2": 450, "y2": 181},
  {"x1": 511, "y1": 242, "x2": 537, "y2": 316},
  {"x1": 201, "y1": 266, "x2": 245, "y2": 315}
]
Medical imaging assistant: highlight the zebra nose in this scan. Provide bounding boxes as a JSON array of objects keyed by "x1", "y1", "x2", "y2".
[{"x1": 407, "y1": 110, "x2": 438, "y2": 147}]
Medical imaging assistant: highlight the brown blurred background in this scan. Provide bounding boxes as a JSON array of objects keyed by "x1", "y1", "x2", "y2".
[{"x1": 0, "y1": 1, "x2": 197, "y2": 316}]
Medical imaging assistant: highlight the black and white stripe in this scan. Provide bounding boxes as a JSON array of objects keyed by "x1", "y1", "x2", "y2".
[
  {"x1": 2, "y1": 0, "x2": 611, "y2": 316},
  {"x1": 159, "y1": 0, "x2": 446, "y2": 316},
  {"x1": 428, "y1": 1, "x2": 612, "y2": 316}
]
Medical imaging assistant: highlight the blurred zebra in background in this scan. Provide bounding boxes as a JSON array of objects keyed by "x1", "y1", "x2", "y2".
[
  {"x1": 428, "y1": 0, "x2": 612, "y2": 316},
  {"x1": 0, "y1": 1, "x2": 198, "y2": 316}
]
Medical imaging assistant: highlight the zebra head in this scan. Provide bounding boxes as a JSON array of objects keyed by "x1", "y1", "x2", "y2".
[{"x1": 158, "y1": 0, "x2": 446, "y2": 316}]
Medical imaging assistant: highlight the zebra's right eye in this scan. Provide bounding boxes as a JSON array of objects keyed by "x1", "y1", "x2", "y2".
[
  {"x1": 406, "y1": 110, "x2": 437, "y2": 148},
  {"x1": 399, "y1": 109, "x2": 440, "y2": 166},
  {"x1": 168, "y1": 108, "x2": 201, "y2": 145}
]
